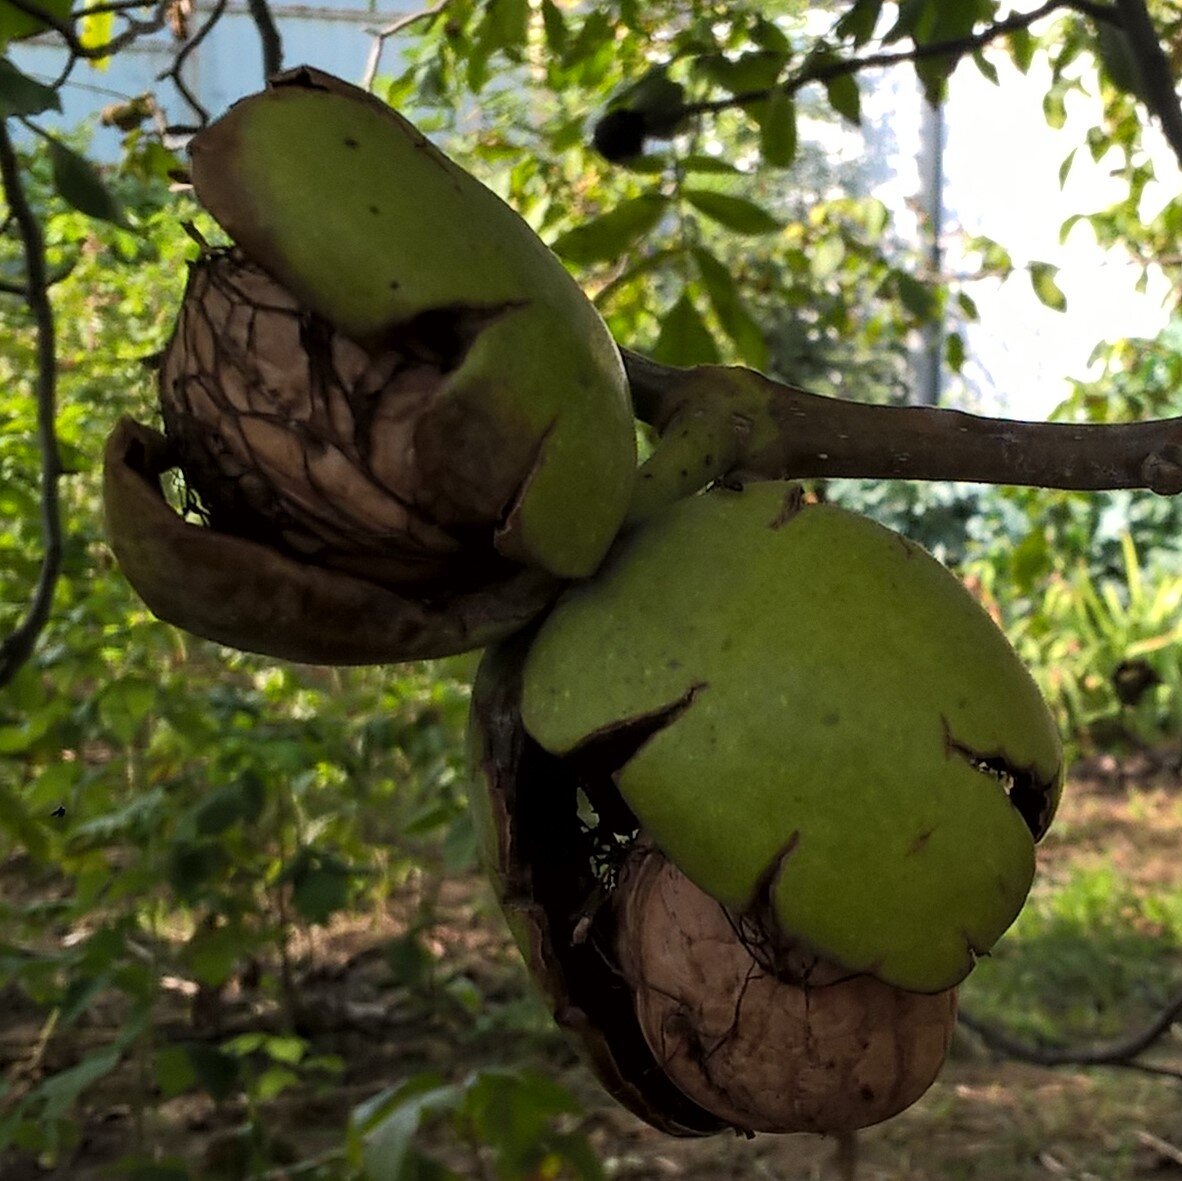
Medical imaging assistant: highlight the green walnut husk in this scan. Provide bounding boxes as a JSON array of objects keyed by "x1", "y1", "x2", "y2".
[
  {"x1": 519, "y1": 483, "x2": 1064, "y2": 994},
  {"x1": 104, "y1": 66, "x2": 635, "y2": 665}
]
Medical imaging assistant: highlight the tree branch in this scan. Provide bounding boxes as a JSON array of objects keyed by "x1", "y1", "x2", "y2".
[
  {"x1": 0, "y1": 259, "x2": 76, "y2": 297},
  {"x1": 245, "y1": 0, "x2": 284, "y2": 80},
  {"x1": 157, "y1": 0, "x2": 229, "y2": 132},
  {"x1": 958, "y1": 986, "x2": 1182, "y2": 1081},
  {"x1": 622, "y1": 350, "x2": 1182, "y2": 521},
  {"x1": 2, "y1": 0, "x2": 166, "y2": 60},
  {"x1": 0, "y1": 122, "x2": 64, "y2": 692},
  {"x1": 683, "y1": 0, "x2": 1121, "y2": 120},
  {"x1": 1112, "y1": 0, "x2": 1182, "y2": 169},
  {"x1": 361, "y1": 1, "x2": 448, "y2": 91}
]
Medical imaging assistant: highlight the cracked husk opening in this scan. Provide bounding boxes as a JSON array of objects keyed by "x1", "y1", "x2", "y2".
[
  {"x1": 158, "y1": 248, "x2": 534, "y2": 595},
  {"x1": 102, "y1": 418, "x2": 559, "y2": 664}
]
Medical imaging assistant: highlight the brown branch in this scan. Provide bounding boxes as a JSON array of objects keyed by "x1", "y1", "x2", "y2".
[
  {"x1": 1112, "y1": 0, "x2": 1182, "y2": 169},
  {"x1": 622, "y1": 351, "x2": 1182, "y2": 521},
  {"x1": 958, "y1": 986, "x2": 1182, "y2": 1081},
  {"x1": 0, "y1": 121, "x2": 63, "y2": 692},
  {"x1": 157, "y1": 0, "x2": 229, "y2": 132},
  {"x1": 2, "y1": 0, "x2": 166, "y2": 59},
  {"x1": 246, "y1": 0, "x2": 284, "y2": 79},
  {"x1": 0, "y1": 259, "x2": 76, "y2": 297},
  {"x1": 361, "y1": 1, "x2": 448, "y2": 91},
  {"x1": 683, "y1": 0, "x2": 1121, "y2": 120}
]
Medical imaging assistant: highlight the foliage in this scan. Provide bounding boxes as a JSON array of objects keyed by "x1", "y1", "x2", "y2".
[
  {"x1": 3, "y1": 0, "x2": 1182, "y2": 1173},
  {"x1": 963, "y1": 862, "x2": 1182, "y2": 1042},
  {"x1": 349, "y1": 1068, "x2": 601, "y2": 1181}
]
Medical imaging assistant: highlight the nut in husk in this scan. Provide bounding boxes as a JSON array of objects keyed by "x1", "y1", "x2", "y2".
[
  {"x1": 616, "y1": 846, "x2": 957, "y2": 1135},
  {"x1": 521, "y1": 484, "x2": 1064, "y2": 993},
  {"x1": 468, "y1": 632, "x2": 955, "y2": 1138},
  {"x1": 104, "y1": 67, "x2": 636, "y2": 664}
]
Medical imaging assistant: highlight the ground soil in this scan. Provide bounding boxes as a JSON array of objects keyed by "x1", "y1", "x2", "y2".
[{"x1": 1, "y1": 753, "x2": 1180, "y2": 1180}]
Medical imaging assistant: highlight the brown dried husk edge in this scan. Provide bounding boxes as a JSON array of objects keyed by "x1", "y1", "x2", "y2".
[{"x1": 103, "y1": 417, "x2": 560, "y2": 665}]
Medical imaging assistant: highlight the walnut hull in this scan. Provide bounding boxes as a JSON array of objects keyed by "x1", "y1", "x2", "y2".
[{"x1": 468, "y1": 634, "x2": 957, "y2": 1139}]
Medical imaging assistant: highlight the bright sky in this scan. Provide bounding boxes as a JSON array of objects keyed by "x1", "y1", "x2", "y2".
[{"x1": 939, "y1": 56, "x2": 1178, "y2": 419}]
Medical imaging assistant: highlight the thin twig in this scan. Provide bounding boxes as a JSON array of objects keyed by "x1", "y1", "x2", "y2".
[
  {"x1": 1112, "y1": 0, "x2": 1182, "y2": 169},
  {"x1": 2, "y1": 0, "x2": 166, "y2": 60},
  {"x1": 0, "y1": 259, "x2": 76, "y2": 297},
  {"x1": 157, "y1": 0, "x2": 228, "y2": 131},
  {"x1": 245, "y1": 0, "x2": 284, "y2": 79},
  {"x1": 0, "y1": 121, "x2": 64, "y2": 692},
  {"x1": 683, "y1": 0, "x2": 1120, "y2": 119},
  {"x1": 958, "y1": 984, "x2": 1182, "y2": 1078},
  {"x1": 73, "y1": 0, "x2": 157, "y2": 14},
  {"x1": 1136, "y1": 1130, "x2": 1182, "y2": 1166},
  {"x1": 361, "y1": 0, "x2": 448, "y2": 91}
]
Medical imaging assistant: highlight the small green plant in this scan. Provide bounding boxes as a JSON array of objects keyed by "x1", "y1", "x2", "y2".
[
  {"x1": 347, "y1": 1068, "x2": 602, "y2": 1181},
  {"x1": 997, "y1": 534, "x2": 1182, "y2": 753}
]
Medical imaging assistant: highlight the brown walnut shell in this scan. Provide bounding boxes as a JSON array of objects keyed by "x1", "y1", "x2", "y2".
[{"x1": 616, "y1": 847, "x2": 958, "y2": 1134}]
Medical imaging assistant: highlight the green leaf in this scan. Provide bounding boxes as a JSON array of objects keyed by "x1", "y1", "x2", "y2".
[
  {"x1": 350, "y1": 1078, "x2": 462, "y2": 1181},
  {"x1": 693, "y1": 247, "x2": 768, "y2": 369},
  {"x1": 694, "y1": 50, "x2": 785, "y2": 96},
  {"x1": 1096, "y1": 23, "x2": 1151, "y2": 103},
  {"x1": 540, "y1": 0, "x2": 566, "y2": 53},
  {"x1": 168, "y1": 839, "x2": 229, "y2": 900},
  {"x1": 0, "y1": 784, "x2": 49, "y2": 860},
  {"x1": 481, "y1": 0, "x2": 528, "y2": 54},
  {"x1": 824, "y1": 73, "x2": 861, "y2": 124},
  {"x1": 895, "y1": 272, "x2": 938, "y2": 319},
  {"x1": 0, "y1": 57, "x2": 61, "y2": 117},
  {"x1": 751, "y1": 15, "x2": 790, "y2": 55},
  {"x1": 810, "y1": 233, "x2": 846, "y2": 279},
  {"x1": 287, "y1": 847, "x2": 353, "y2": 924},
  {"x1": 652, "y1": 290, "x2": 720, "y2": 367},
  {"x1": 972, "y1": 50, "x2": 998, "y2": 85},
  {"x1": 1009, "y1": 25, "x2": 1035, "y2": 73},
  {"x1": 836, "y1": 0, "x2": 883, "y2": 46},
  {"x1": 682, "y1": 189, "x2": 781, "y2": 235},
  {"x1": 759, "y1": 89, "x2": 797, "y2": 166},
  {"x1": 48, "y1": 140, "x2": 126, "y2": 226},
  {"x1": 384, "y1": 933, "x2": 434, "y2": 989},
  {"x1": 191, "y1": 775, "x2": 265, "y2": 836},
  {"x1": 78, "y1": 8, "x2": 113, "y2": 66},
  {"x1": 155, "y1": 1046, "x2": 198, "y2": 1099},
  {"x1": 1030, "y1": 261, "x2": 1067, "y2": 311},
  {"x1": 1043, "y1": 85, "x2": 1067, "y2": 129},
  {"x1": 184, "y1": 1043, "x2": 240, "y2": 1102},
  {"x1": 38, "y1": 1047, "x2": 120, "y2": 1118},
  {"x1": 915, "y1": 54, "x2": 955, "y2": 104},
  {"x1": 883, "y1": 0, "x2": 932, "y2": 44},
  {"x1": 551, "y1": 193, "x2": 667, "y2": 266},
  {"x1": 1058, "y1": 148, "x2": 1077, "y2": 189},
  {"x1": 0, "y1": 0, "x2": 71, "y2": 48},
  {"x1": 680, "y1": 153, "x2": 740, "y2": 174},
  {"x1": 185, "y1": 921, "x2": 253, "y2": 987},
  {"x1": 945, "y1": 330, "x2": 966, "y2": 373}
]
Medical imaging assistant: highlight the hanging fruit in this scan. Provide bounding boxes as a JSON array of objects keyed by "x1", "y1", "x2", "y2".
[{"x1": 104, "y1": 67, "x2": 636, "y2": 664}]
